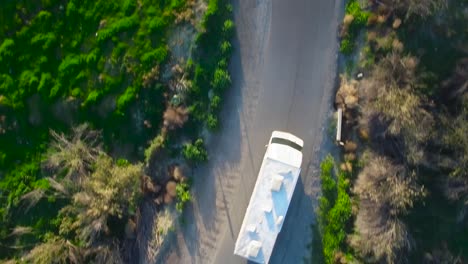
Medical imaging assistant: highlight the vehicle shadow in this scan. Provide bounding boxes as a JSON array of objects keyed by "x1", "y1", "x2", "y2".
[{"x1": 269, "y1": 175, "x2": 315, "y2": 264}]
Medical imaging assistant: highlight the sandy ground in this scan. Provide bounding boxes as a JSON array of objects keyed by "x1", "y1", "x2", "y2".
[{"x1": 160, "y1": 0, "x2": 344, "y2": 263}]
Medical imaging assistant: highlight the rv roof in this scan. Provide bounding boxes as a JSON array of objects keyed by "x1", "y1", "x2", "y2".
[{"x1": 234, "y1": 157, "x2": 301, "y2": 263}]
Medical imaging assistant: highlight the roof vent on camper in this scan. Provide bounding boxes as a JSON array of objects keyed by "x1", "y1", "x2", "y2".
[
  {"x1": 271, "y1": 174, "x2": 284, "y2": 191},
  {"x1": 247, "y1": 240, "x2": 262, "y2": 258}
]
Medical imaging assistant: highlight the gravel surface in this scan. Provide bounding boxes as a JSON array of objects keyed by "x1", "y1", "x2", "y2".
[{"x1": 161, "y1": 0, "x2": 344, "y2": 263}]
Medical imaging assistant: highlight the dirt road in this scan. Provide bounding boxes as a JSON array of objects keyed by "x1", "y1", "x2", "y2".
[{"x1": 163, "y1": 0, "x2": 343, "y2": 263}]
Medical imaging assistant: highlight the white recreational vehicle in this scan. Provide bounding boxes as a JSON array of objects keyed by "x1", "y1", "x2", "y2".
[{"x1": 234, "y1": 131, "x2": 304, "y2": 264}]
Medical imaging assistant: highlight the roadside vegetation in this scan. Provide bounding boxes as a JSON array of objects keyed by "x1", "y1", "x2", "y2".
[
  {"x1": 0, "y1": 0, "x2": 234, "y2": 262},
  {"x1": 316, "y1": 0, "x2": 467, "y2": 263}
]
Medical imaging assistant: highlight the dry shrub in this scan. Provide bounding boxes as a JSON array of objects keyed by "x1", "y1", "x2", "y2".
[
  {"x1": 340, "y1": 162, "x2": 353, "y2": 173},
  {"x1": 344, "y1": 141, "x2": 358, "y2": 153},
  {"x1": 351, "y1": 155, "x2": 424, "y2": 263},
  {"x1": 343, "y1": 14, "x2": 354, "y2": 26},
  {"x1": 163, "y1": 106, "x2": 188, "y2": 130},
  {"x1": 141, "y1": 175, "x2": 161, "y2": 194},
  {"x1": 9, "y1": 226, "x2": 33, "y2": 237},
  {"x1": 367, "y1": 14, "x2": 378, "y2": 26},
  {"x1": 142, "y1": 66, "x2": 160, "y2": 88},
  {"x1": 351, "y1": 201, "x2": 412, "y2": 264},
  {"x1": 367, "y1": 31, "x2": 377, "y2": 43},
  {"x1": 164, "y1": 193, "x2": 173, "y2": 204},
  {"x1": 344, "y1": 153, "x2": 357, "y2": 162},
  {"x1": 359, "y1": 52, "x2": 434, "y2": 163},
  {"x1": 154, "y1": 195, "x2": 164, "y2": 206},
  {"x1": 45, "y1": 123, "x2": 101, "y2": 182},
  {"x1": 354, "y1": 155, "x2": 425, "y2": 212},
  {"x1": 392, "y1": 18, "x2": 402, "y2": 29},
  {"x1": 374, "y1": 87, "x2": 434, "y2": 165},
  {"x1": 92, "y1": 243, "x2": 124, "y2": 264},
  {"x1": 392, "y1": 38, "x2": 404, "y2": 52},
  {"x1": 358, "y1": 53, "x2": 434, "y2": 166},
  {"x1": 382, "y1": 0, "x2": 448, "y2": 19},
  {"x1": 340, "y1": 163, "x2": 348, "y2": 172},
  {"x1": 336, "y1": 75, "x2": 359, "y2": 109},
  {"x1": 375, "y1": 35, "x2": 394, "y2": 51},
  {"x1": 358, "y1": 127, "x2": 370, "y2": 141},
  {"x1": 423, "y1": 243, "x2": 463, "y2": 264},
  {"x1": 165, "y1": 181, "x2": 177, "y2": 197},
  {"x1": 172, "y1": 165, "x2": 186, "y2": 181},
  {"x1": 440, "y1": 57, "x2": 468, "y2": 103},
  {"x1": 377, "y1": 15, "x2": 387, "y2": 23},
  {"x1": 61, "y1": 155, "x2": 143, "y2": 246},
  {"x1": 173, "y1": 0, "x2": 197, "y2": 24},
  {"x1": 439, "y1": 101, "x2": 468, "y2": 178},
  {"x1": 150, "y1": 209, "x2": 174, "y2": 249},
  {"x1": 334, "y1": 251, "x2": 348, "y2": 264},
  {"x1": 24, "y1": 237, "x2": 84, "y2": 264},
  {"x1": 340, "y1": 14, "x2": 354, "y2": 37}
]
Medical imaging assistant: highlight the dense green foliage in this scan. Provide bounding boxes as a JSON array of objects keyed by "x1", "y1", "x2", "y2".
[
  {"x1": 0, "y1": 0, "x2": 236, "y2": 261},
  {"x1": 175, "y1": 181, "x2": 192, "y2": 212},
  {"x1": 182, "y1": 138, "x2": 208, "y2": 163},
  {"x1": 187, "y1": 0, "x2": 234, "y2": 129},
  {"x1": 340, "y1": 0, "x2": 370, "y2": 55},
  {"x1": 318, "y1": 155, "x2": 353, "y2": 263}
]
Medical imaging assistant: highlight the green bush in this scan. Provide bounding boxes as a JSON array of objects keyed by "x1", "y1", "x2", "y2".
[
  {"x1": 38, "y1": 73, "x2": 53, "y2": 94},
  {"x1": 220, "y1": 41, "x2": 232, "y2": 57},
  {"x1": 317, "y1": 155, "x2": 353, "y2": 264},
  {"x1": 340, "y1": 38, "x2": 355, "y2": 55},
  {"x1": 58, "y1": 54, "x2": 82, "y2": 78},
  {"x1": 96, "y1": 14, "x2": 139, "y2": 43},
  {"x1": 210, "y1": 95, "x2": 221, "y2": 110},
  {"x1": 144, "y1": 134, "x2": 166, "y2": 163},
  {"x1": 140, "y1": 46, "x2": 168, "y2": 67},
  {"x1": 322, "y1": 172, "x2": 351, "y2": 263},
  {"x1": 346, "y1": 0, "x2": 370, "y2": 27},
  {"x1": 222, "y1": 19, "x2": 235, "y2": 38},
  {"x1": 320, "y1": 155, "x2": 337, "y2": 201},
  {"x1": 211, "y1": 68, "x2": 231, "y2": 92},
  {"x1": 176, "y1": 181, "x2": 191, "y2": 212},
  {"x1": 206, "y1": 113, "x2": 219, "y2": 131},
  {"x1": 0, "y1": 39, "x2": 15, "y2": 61},
  {"x1": 340, "y1": 0, "x2": 370, "y2": 55},
  {"x1": 116, "y1": 86, "x2": 138, "y2": 113},
  {"x1": 183, "y1": 139, "x2": 208, "y2": 163}
]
